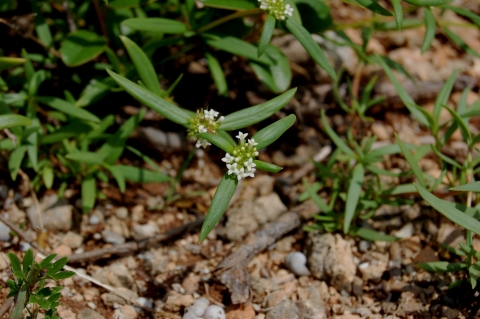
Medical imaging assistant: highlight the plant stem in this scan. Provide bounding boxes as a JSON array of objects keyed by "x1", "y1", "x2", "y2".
[{"x1": 196, "y1": 8, "x2": 264, "y2": 34}]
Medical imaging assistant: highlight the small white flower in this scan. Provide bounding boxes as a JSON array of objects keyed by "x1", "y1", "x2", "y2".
[
  {"x1": 195, "y1": 138, "x2": 211, "y2": 148},
  {"x1": 248, "y1": 138, "x2": 258, "y2": 148},
  {"x1": 222, "y1": 153, "x2": 234, "y2": 163},
  {"x1": 236, "y1": 132, "x2": 248, "y2": 141},
  {"x1": 201, "y1": 140, "x2": 211, "y2": 148},
  {"x1": 227, "y1": 163, "x2": 238, "y2": 175},
  {"x1": 198, "y1": 125, "x2": 207, "y2": 133},
  {"x1": 284, "y1": 4, "x2": 293, "y2": 16},
  {"x1": 217, "y1": 116, "x2": 225, "y2": 122},
  {"x1": 244, "y1": 158, "x2": 256, "y2": 169}
]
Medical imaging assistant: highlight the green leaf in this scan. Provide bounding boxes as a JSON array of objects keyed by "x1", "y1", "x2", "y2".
[
  {"x1": 258, "y1": 15, "x2": 276, "y2": 57},
  {"x1": 430, "y1": 145, "x2": 462, "y2": 169},
  {"x1": 221, "y1": 88, "x2": 296, "y2": 130},
  {"x1": 50, "y1": 271, "x2": 75, "y2": 280},
  {"x1": 200, "y1": 174, "x2": 238, "y2": 242},
  {"x1": 433, "y1": 69, "x2": 459, "y2": 124},
  {"x1": 196, "y1": 132, "x2": 235, "y2": 153},
  {"x1": 355, "y1": 228, "x2": 398, "y2": 241},
  {"x1": 47, "y1": 257, "x2": 68, "y2": 277},
  {"x1": 104, "y1": 165, "x2": 126, "y2": 193},
  {"x1": 39, "y1": 254, "x2": 57, "y2": 269},
  {"x1": 206, "y1": 36, "x2": 274, "y2": 65},
  {"x1": 376, "y1": 54, "x2": 429, "y2": 126},
  {"x1": 8, "y1": 252, "x2": 22, "y2": 277},
  {"x1": 22, "y1": 249, "x2": 33, "y2": 275},
  {"x1": 9, "y1": 146, "x2": 27, "y2": 181},
  {"x1": 442, "y1": 103, "x2": 471, "y2": 143},
  {"x1": 354, "y1": 0, "x2": 392, "y2": 16},
  {"x1": 403, "y1": 0, "x2": 451, "y2": 5},
  {"x1": 120, "y1": 36, "x2": 161, "y2": 96},
  {"x1": 445, "y1": 6, "x2": 480, "y2": 28},
  {"x1": 76, "y1": 78, "x2": 116, "y2": 108},
  {"x1": 320, "y1": 110, "x2": 355, "y2": 157},
  {"x1": 421, "y1": 7, "x2": 436, "y2": 53},
  {"x1": 107, "y1": 70, "x2": 190, "y2": 127},
  {"x1": 81, "y1": 175, "x2": 96, "y2": 214},
  {"x1": 391, "y1": 0, "x2": 403, "y2": 30},
  {"x1": 303, "y1": 178, "x2": 331, "y2": 213},
  {"x1": 66, "y1": 152, "x2": 105, "y2": 165},
  {"x1": 250, "y1": 44, "x2": 292, "y2": 93},
  {"x1": 10, "y1": 286, "x2": 27, "y2": 319},
  {"x1": 36, "y1": 96, "x2": 100, "y2": 122},
  {"x1": 443, "y1": 27, "x2": 480, "y2": 59},
  {"x1": 344, "y1": 164, "x2": 364, "y2": 234},
  {"x1": 31, "y1": 0, "x2": 52, "y2": 47},
  {"x1": 254, "y1": 160, "x2": 282, "y2": 172},
  {"x1": 417, "y1": 261, "x2": 466, "y2": 272},
  {"x1": 122, "y1": 18, "x2": 187, "y2": 34},
  {"x1": 108, "y1": 0, "x2": 150, "y2": 8},
  {"x1": 284, "y1": 18, "x2": 337, "y2": 80},
  {"x1": 415, "y1": 184, "x2": 480, "y2": 235},
  {"x1": 205, "y1": 51, "x2": 228, "y2": 96},
  {"x1": 253, "y1": 114, "x2": 296, "y2": 149},
  {"x1": 0, "y1": 57, "x2": 25, "y2": 72},
  {"x1": 450, "y1": 181, "x2": 480, "y2": 192},
  {"x1": 395, "y1": 135, "x2": 426, "y2": 187},
  {"x1": 60, "y1": 30, "x2": 106, "y2": 67},
  {"x1": 112, "y1": 165, "x2": 171, "y2": 183},
  {"x1": 0, "y1": 114, "x2": 31, "y2": 130},
  {"x1": 202, "y1": 0, "x2": 257, "y2": 10}
]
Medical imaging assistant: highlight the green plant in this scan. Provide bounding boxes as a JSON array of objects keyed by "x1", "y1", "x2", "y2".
[{"x1": 5, "y1": 249, "x2": 75, "y2": 319}]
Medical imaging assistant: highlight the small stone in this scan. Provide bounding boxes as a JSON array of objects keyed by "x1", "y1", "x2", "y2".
[
  {"x1": 253, "y1": 193, "x2": 287, "y2": 224},
  {"x1": 358, "y1": 252, "x2": 388, "y2": 283},
  {"x1": 83, "y1": 288, "x2": 99, "y2": 301},
  {"x1": 182, "y1": 273, "x2": 200, "y2": 294},
  {"x1": 132, "y1": 223, "x2": 158, "y2": 240},
  {"x1": 115, "y1": 305, "x2": 137, "y2": 319},
  {"x1": 54, "y1": 244, "x2": 72, "y2": 257},
  {"x1": 285, "y1": 252, "x2": 311, "y2": 276},
  {"x1": 266, "y1": 299, "x2": 298, "y2": 319},
  {"x1": 0, "y1": 252, "x2": 11, "y2": 270},
  {"x1": 204, "y1": 305, "x2": 226, "y2": 319},
  {"x1": 371, "y1": 123, "x2": 391, "y2": 140},
  {"x1": 101, "y1": 229, "x2": 126, "y2": 245},
  {"x1": 57, "y1": 305, "x2": 77, "y2": 319},
  {"x1": 136, "y1": 297, "x2": 153, "y2": 309},
  {"x1": 0, "y1": 220, "x2": 11, "y2": 241},
  {"x1": 437, "y1": 222, "x2": 464, "y2": 248},
  {"x1": 392, "y1": 223, "x2": 414, "y2": 239},
  {"x1": 61, "y1": 231, "x2": 83, "y2": 249},
  {"x1": 115, "y1": 207, "x2": 129, "y2": 220},
  {"x1": 89, "y1": 212, "x2": 103, "y2": 225},
  {"x1": 78, "y1": 308, "x2": 105, "y2": 319},
  {"x1": 165, "y1": 290, "x2": 194, "y2": 312}
]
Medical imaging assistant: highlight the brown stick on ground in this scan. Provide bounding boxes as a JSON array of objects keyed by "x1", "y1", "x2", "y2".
[{"x1": 215, "y1": 211, "x2": 301, "y2": 304}]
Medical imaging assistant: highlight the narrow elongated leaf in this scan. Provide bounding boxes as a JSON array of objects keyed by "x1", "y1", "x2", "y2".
[
  {"x1": 417, "y1": 261, "x2": 466, "y2": 272},
  {"x1": 8, "y1": 252, "x2": 22, "y2": 276},
  {"x1": 303, "y1": 178, "x2": 331, "y2": 213},
  {"x1": 344, "y1": 164, "x2": 364, "y2": 234},
  {"x1": 404, "y1": 0, "x2": 451, "y2": 4},
  {"x1": 421, "y1": 7, "x2": 436, "y2": 53},
  {"x1": 0, "y1": 114, "x2": 31, "y2": 130},
  {"x1": 253, "y1": 114, "x2": 296, "y2": 149},
  {"x1": 51, "y1": 271, "x2": 75, "y2": 280},
  {"x1": 43, "y1": 165, "x2": 54, "y2": 189},
  {"x1": 391, "y1": 0, "x2": 403, "y2": 30},
  {"x1": 196, "y1": 132, "x2": 234, "y2": 153},
  {"x1": 36, "y1": 96, "x2": 100, "y2": 122},
  {"x1": 430, "y1": 145, "x2": 462, "y2": 169},
  {"x1": 206, "y1": 36, "x2": 274, "y2": 65},
  {"x1": 81, "y1": 175, "x2": 96, "y2": 214},
  {"x1": 258, "y1": 15, "x2": 276, "y2": 57},
  {"x1": 376, "y1": 54, "x2": 429, "y2": 126},
  {"x1": 22, "y1": 249, "x2": 33, "y2": 274},
  {"x1": 122, "y1": 18, "x2": 187, "y2": 34},
  {"x1": 66, "y1": 152, "x2": 105, "y2": 165},
  {"x1": 60, "y1": 30, "x2": 106, "y2": 67},
  {"x1": 442, "y1": 103, "x2": 471, "y2": 143},
  {"x1": 354, "y1": 0, "x2": 392, "y2": 16},
  {"x1": 120, "y1": 36, "x2": 161, "y2": 95},
  {"x1": 216, "y1": 130, "x2": 236, "y2": 146},
  {"x1": 107, "y1": 70, "x2": 190, "y2": 127},
  {"x1": 39, "y1": 254, "x2": 57, "y2": 269},
  {"x1": 284, "y1": 18, "x2": 337, "y2": 80},
  {"x1": 47, "y1": 257, "x2": 68, "y2": 276},
  {"x1": 445, "y1": 6, "x2": 480, "y2": 28},
  {"x1": 433, "y1": 70, "x2": 459, "y2": 124},
  {"x1": 104, "y1": 165, "x2": 126, "y2": 193},
  {"x1": 416, "y1": 184, "x2": 480, "y2": 235},
  {"x1": 355, "y1": 228, "x2": 397, "y2": 241},
  {"x1": 395, "y1": 134, "x2": 426, "y2": 187},
  {"x1": 251, "y1": 44, "x2": 292, "y2": 93},
  {"x1": 451, "y1": 181, "x2": 480, "y2": 192},
  {"x1": 9, "y1": 146, "x2": 27, "y2": 180},
  {"x1": 202, "y1": 0, "x2": 256, "y2": 10},
  {"x1": 200, "y1": 174, "x2": 238, "y2": 242},
  {"x1": 205, "y1": 51, "x2": 227, "y2": 96},
  {"x1": 221, "y1": 88, "x2": 296, "y2": 130},
  {"x1": 320, "y1": 110, "x2": 355, "y2": 157},
  {"x1": 113, "y1": 165, "x2": 171, "y2": 183},
  {"x1": 254, "y1": 160, "x2": 282, "y2": 172},
  {"x1": 0, "y1": 57, "x2": 25, "y2": 72},
  {"x1": 76, "y1": 77, "x2": 116, "y2": 108},
  {"x1": 443, "y1": 27, "x2": 480, "y2": 58}
]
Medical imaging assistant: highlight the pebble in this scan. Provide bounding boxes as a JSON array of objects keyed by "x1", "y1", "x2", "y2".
[
  {"x1": 101, "y1": 229, "x2": 126, "y2": 245},
  {"x1": 78, "y1": 308, "x2": 105, "y2": 319},
  {"x1": 204, "y1": 305, "x2": 225, "y2": 319},
  {"x1": 53, "y1": 244, "x2": 72, "y2": 256},
  {"x1": 165, "y1": 290, "x2": 194, "y2": 312},
  {"x1": 0, "y1": 252, "x2": 10, "y2": 270},
  {"x1": 285, "y1": 252, "x2": 311, "y2": 276},
  {"x1": 89, "y1": 214, "x2": 102, "y2": 225},
  {"x1": 0, "y1": 221, "x2": 11, "y2": 241},
  {"x1": 61, "y1": 231, "x2": 83, "y2": 249},
  {"x1": 115, "y1": 207, "x2": 129, "y2": 220},
  {"x1": 132, "y1": 223, "x2": 157, "y2": 240},
  {"x1": 266, "y1": 299, "x2": 298, "y2": 319},
  {"x1": 136, "y1": 297, "x2": 153, "y2": 309},
  {"x1": 392, "y1": 223, "x2": 414, "y2": 239},
  {"x1": 183, "y1": 297, "x2": 210, "y2": 318}
]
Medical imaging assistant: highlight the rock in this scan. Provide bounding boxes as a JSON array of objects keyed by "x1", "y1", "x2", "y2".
[
  {"x1": 252, "y1": 175, "x2": 275, "y2": 196},
  {"x1": 83, "y1": 288, "x2": 99, "y2": 301},
  {"x1": 225, "y1": 201, "x2": 259, "y2": 241},
  {"x1": 101, "y1": 288, "x2": 138, "y2": 306},
  {"x1": 253, "y1": 193, "x2": 287, "y2": 225},
  {"x1": 165, "y1": 290, "x2": 194, "y2": 312},
  {"x1": 115, "y1": 207, "x2": 129, "y2": 220},
  {"x1": 371, "y1": 122, "x2": 391, "y2": 140},
  {"x1": 300, "y1": 285, "x2": 327, "y2": 319},
  {"x1": 114, "y1": 305, "x2": 137, "y2": 319},
  {"x1": 266, "y1": 299, "x2": 298, "y2": 319},
  {"x1": 0, "y1": 252, "x2": 10, "y2": 270},
  {"x1": 226, "y1": 303, "x2": 255, "y2": 319},
  {"x1": 94, "y1": 263, "x2": 134, "y2": 288},
  {"x1": 264, "y1": 281, "x2": 296, "y2": 308},
  {"x1": 132, "y1": 223, "x2": 158, "y2": 240},
  {"x1": 78, "y1": 308, "x2": 105, "y2": 319},
  {"x1": 182, "y1": 273, "x2": 200, "y2": 294},
  {"x1": 333, "y1": 315, "x2": 361, "y2": 319},
  {"x1": 61, "y1": 231, "x2": 83, "y2": 249},
  {"x1": 0, "y1": 220, "x2": 11, "y2": 241},
  {"x1": 142, "y1": 251, "x2": 169, "y2": 276},
  {"x1": 8, "y1": 205, "x2": 26, "y2": 224},
  {"x1": 53, "y1": 244, "x2": 72, "y2": 257},
  {"x1": 106, "y1": 216, "x2": 130, "y2": 238},
  {"x1": 101, "y1": 229, "x2": 126, "y2": 245},
  {"x1": 437, "y1": 222, "x2": 464, "y2": 248},
  {"x1": 185, "y1": 297, "x2": 210, "y2": 317},
  {"x1": 285, "y1": 252, "x2": 311, "y2": 276},
  {"x1": 89, "y1": 210, "x2": 104, "y2": 225},
  {"x1": 56, "y1": 305, "x2": 77, "y2": 319},
  {"x1": 204, "y1": 305, "x2": 226, "y2": 319},
  {"x1": 358, "y1": 252, "x2": 389, "y2": 282},
  {"x1": 136, "y1": 297, "x2": 153, "y2": 308},
  {"x1": 392, "y1": 223, "x2": 414, "y2": 239},
  {"x1": 275, "y1": 236, "x2": 295, "y2": 253},
  {"x1": 43, "y1": 205, "x2": 73, "y2": 231},
  {"x1": 308, "y1": 233, "x2": 356, "y2": 292},
  {"x1": 251, "y1": 278, "x2": 280, "y2": 303}
]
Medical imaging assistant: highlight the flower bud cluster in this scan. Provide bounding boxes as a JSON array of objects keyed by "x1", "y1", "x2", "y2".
[
  {"x1": 222, "y1": 132, "x2": 259, "y2": 180},
  {"x1": 258, "y1": 0, "x2": 294, "y2": 20},
  {"x1": 187, "y1": 109, "x2": 224, "y2": 148}
]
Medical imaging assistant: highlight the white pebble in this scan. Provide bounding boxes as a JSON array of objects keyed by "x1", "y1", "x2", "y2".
[
  {"x1": 136, "y1": 297, "x2": 153, "y2": 309},
  {"x1": 285, "y1": 252, "x2": 311, "y2": 276},
  {"x1": 182, "y1": 312, "x2": 202, "y2": 319},
  {"x1": 204, "y1": 305, "x2": 225, "y2": 319}
]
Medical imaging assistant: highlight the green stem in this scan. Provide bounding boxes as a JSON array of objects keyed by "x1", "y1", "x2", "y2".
[{"x1": 196, "y1": 8, "x2": 264, "y2": 34}]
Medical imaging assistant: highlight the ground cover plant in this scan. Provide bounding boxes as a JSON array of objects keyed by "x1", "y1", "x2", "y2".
[{"x1": 1, "y1": 0, "x2": 480, "y2": 318}]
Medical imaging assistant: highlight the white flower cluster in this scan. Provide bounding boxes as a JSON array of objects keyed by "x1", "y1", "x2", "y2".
[
  {"x1": 222, "y1": 132, "x2": 259, "y2": 180},
  {"x1": 187, "y1": 108, "x2": 224, "y2": 149},
  {"x1": 258, "y1": 0, "x2": 294, "y2": 20}
]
